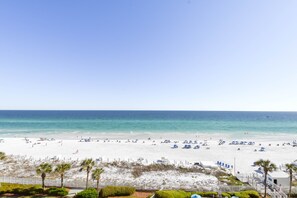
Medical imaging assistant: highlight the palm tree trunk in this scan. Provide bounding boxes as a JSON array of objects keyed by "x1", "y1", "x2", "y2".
[
  {"x1": 97, "y1": 179, "x2": 100, "y2": 197},
  {"x1": 42, "y1": 176, "x2": 45, "y2": 190},
  {"x1": 86, "y1": 171, "x2": 89, "y2": 189},
  {"x1": 97, "y1": 179, "x2": 99, "y2": 192},
  {"x1": 61, "y1": 174, "x2": 64, "y2": 188},
  {"x1": 289, "y1": 171, "x2": 292, "y2": 198},
  {"x1": 264, "y1": 172, "x2": 267, "y2": 198}
]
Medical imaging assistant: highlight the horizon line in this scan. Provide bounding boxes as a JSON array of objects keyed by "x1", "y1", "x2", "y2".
[{"x1": 0, "y1": 109, "x2": 297, "y2": 113}]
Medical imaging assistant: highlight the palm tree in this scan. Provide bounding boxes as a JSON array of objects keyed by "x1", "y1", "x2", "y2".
[
  {"x1": 55, "y1": 163, "x2": 71, "y2": 188},
  {"x1": 36, "y1": 162, "x2": 52, "y2": 190},
  {"x1": 92, "y1": 168, "x2": 104, "y2": 192},
  {"x1": 80, "y1": 158, "x2": 95, "y2": 189},
  {"x1": 285, "y1": 163, "x2": 297, "y2": 198},
  {"x1": 254, "y1": 159, "x2": 277, "y2": 198}
]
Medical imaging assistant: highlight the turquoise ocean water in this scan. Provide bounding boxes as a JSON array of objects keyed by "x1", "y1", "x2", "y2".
[{"x1": 0, "y1": 111, "x2": 297, "y2": 137}]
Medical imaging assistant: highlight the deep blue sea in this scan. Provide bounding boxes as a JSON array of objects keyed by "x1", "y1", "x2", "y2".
[{"x1": 0, "y1": 110, "x2": 297, "y2": 136}]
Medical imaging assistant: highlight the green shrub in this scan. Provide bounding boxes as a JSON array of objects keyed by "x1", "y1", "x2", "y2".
[
  {"x1": 0, "y1": 183, "x2": 43, "y2": 195},
  {"x1": 241, "y1": 190, "x2": 260, "y2": 198},
  {"x1": 155, "y1": 190, "x2": 190, "y2": 198},
  {"x1": 154, "y1": 190, "x2": 218, "y2": 198},
  {"x1": 222, "y1": 192, "x2": 231, "y2": 198},
  {"x1": 225, "y1": 190, "x2": 259, "y2": 198},
  {"x1": 154, "y1": 190, "x2": 258, "y2": 198},
  {"x1": 15, "y1": 186, "x2": 44, "y2": 195},
  {"x1": 234, "y1": 192, "x2": 250, "y2": 198},
  {"x1": 75, "y1": 188, "x2": 98, "y2": 198},
  {"x1": 99, "y1": 186, "x2": 135, "y2": 197},
  {"x1": 0, "y1": 183, "x2": 70, "y2": 196},
  {"x1": 155, "y1": 190, "x2": 169, "y2": 198},
  {"x1": 47, "y1": 187, "x2": 69, "y2": 196}
]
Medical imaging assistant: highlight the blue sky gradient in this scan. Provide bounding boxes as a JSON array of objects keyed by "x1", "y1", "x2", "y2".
[{"x1": 1, "y1": 0, "x2": 297, "y2": 110}]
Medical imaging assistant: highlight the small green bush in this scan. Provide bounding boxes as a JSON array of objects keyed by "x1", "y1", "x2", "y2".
[
  {"x1": 99, "y1": 186, "x2": 135, "y2": 197},
  {"x1": 47, "y1": 187, "x2": 69, "y2": 196},
  {"x1": 222, "y1": 192, "x2": 231, "y2": 198},
  {"x1": 75, "y1": 188, "x2": 98, "y2": 198},
  {"x1": 155, "y1": 190, "x2": 190, "y2": 198},
  {"x1": 226, "y1": 190, "x2": 259, "y2": 198},
  {"x1": 0, "y1": 183, "x2": 43, "y2": 195},
  {"x1": 16, "y1": 186, "x2": 44, "y2": 195},
  {"x1": 234, "y1": 192, "x2": 250, "y2": 198},
  {"x1": 153, "y1": 190, "x2": 258, "y2": 198},
  {"x1": 242, "y1": 190, "x2": 260, "y2": 198},
  {"x1": 155, "y1": 190, "x2": 218, "y2": 198}
]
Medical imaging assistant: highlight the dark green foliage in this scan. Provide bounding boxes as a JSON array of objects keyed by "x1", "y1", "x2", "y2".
[
  {"x1": 155, "y1": 190, "x2": 218, "y2": 198},
  {"x1": 75, "y1": 188, "x2": 98, "y2": 198},
  {"x1": 155, "y1": 190, "x2": 219, "y2": 198},
  {"x1": 242, "y1": 190, "x2": 260, "y2": 198},
  {"x1": 0, "y1": 183, "x2": 43, "y2": 195},
  {"x1": 155, "y1": 190, "x2": 190, "y2": 198},
  {"x1": 226, "y1": 190, "x2": 260, "y2": 198},
  {"x1": 222, "y1": 192, "x2": 231, "y2": 198},
  {"x1": 0, "y1": 183, "x2": 70, "y2": 196},
  {"x1": 99, "y1": 186, "x2": 135, "y2": 197},
  {"x1": 154, "y1": 190, "x2": 258, "y2": 198},
  {"x1": 234, "y1": 192, "x2": 250, "y2": 198},
  {"x1": 47, "y1": 187, "x2": 69, "y2": 196},
  {"x1": 18, "y1": 186, "x2": 44, "y2": 195}
]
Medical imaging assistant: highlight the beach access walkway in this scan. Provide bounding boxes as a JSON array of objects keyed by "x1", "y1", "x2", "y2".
[{"x1": 236, "y1": 173, "x2": 291, "y2": 198}]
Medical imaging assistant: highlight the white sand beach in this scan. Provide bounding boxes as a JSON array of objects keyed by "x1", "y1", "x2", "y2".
[{"x1": 0, "y1": 133, "x2": 296, "y2": 175}]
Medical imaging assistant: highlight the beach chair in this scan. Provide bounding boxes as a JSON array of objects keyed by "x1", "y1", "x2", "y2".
[
  {"x1": 259, "y1": 147, "x2": 265, "y2": 152},
  {"x1": 183, "y1": 144, "x2": 191, "y2": 149}
]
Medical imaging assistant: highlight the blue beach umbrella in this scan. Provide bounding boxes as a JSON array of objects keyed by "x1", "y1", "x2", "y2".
[{"x1": 191, "y1": 194, "x2": 202, "y2": 198}]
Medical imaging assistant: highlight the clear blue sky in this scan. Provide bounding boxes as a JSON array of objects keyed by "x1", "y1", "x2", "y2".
[{"x1": 1, "y1": 0, "x2": 297, "y2": 111}]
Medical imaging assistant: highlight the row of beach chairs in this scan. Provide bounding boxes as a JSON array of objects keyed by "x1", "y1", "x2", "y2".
[
  {"x1": 217, "y1": 161, "x2": 233, "y2": 169},
  {"x1": 171, "y1": 144, "x2": 200, "y2": 149},
  {"x1": 229, "y1": 140, "x2": 255, "y2": 145}
]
